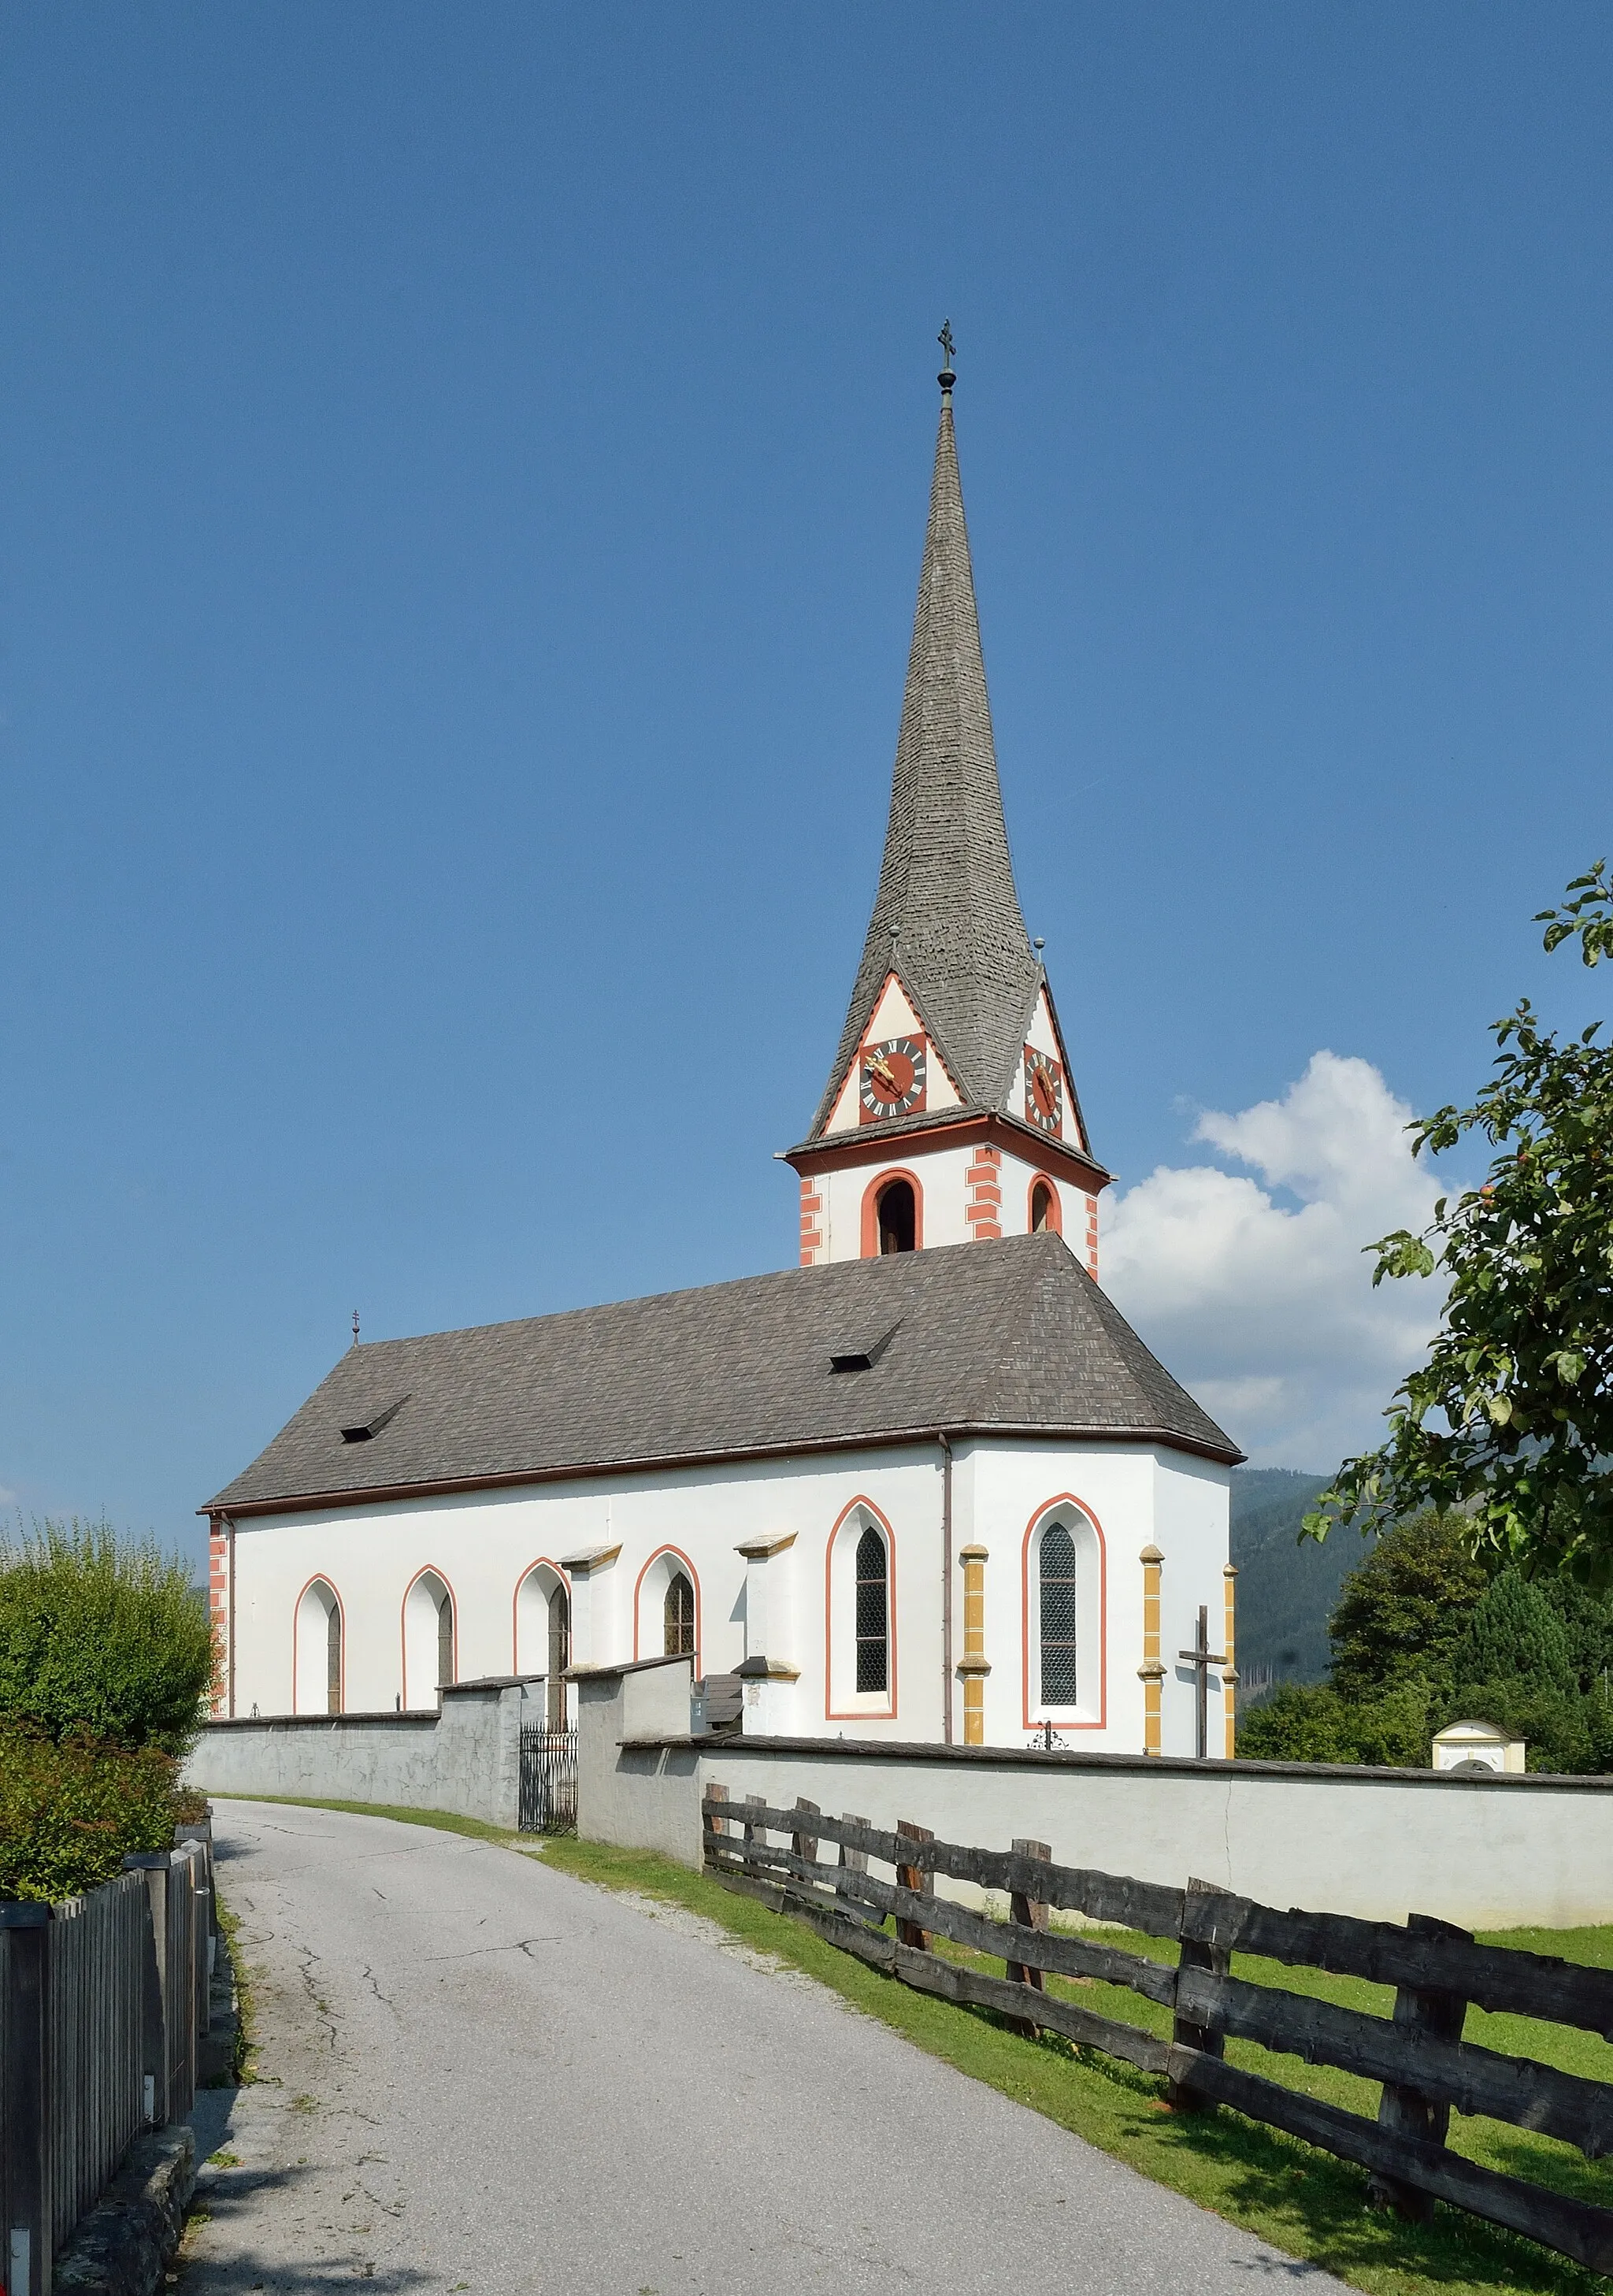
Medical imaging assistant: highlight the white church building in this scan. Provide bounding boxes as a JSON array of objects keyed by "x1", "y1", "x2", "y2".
[{"x1": 203, "y1": 351, "x2": 1242, "y2": 1759}]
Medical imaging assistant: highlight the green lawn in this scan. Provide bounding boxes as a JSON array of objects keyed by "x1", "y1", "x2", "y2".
[{"x1": 539, "y1": 1834, "x2": 1613, "y2": 2296}]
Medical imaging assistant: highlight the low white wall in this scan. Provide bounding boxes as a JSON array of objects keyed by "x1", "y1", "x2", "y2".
[
  {"x1": 574, "y1": 1656, "x2": 703, "y2": 1865},
  {"x1": 577, "y1": 1710, "x2": 1613, "y2": 1931},
  {"x1": 186, "y1": 1678, "x2": 537, "y2": 1830}
]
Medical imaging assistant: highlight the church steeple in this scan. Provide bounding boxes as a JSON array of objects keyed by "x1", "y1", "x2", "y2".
[
  {"x1": 787, "y1": 337, "x2": 1109, "y2": 1274},
  {"x1": 810, "y1": 342, "x2": 1040, "y2": 1134}
]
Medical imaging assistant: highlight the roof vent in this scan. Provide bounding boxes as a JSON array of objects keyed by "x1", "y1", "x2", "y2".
[
  {"x1": 829, "y1": 1322, "x2": 901, "y2": 1375},
  {"x1": 339, "y1": 1395, "x2": 410, "y2": 1445}
]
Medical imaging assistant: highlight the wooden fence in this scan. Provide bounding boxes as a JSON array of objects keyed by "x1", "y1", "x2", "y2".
[
  {"x1": 703, "y1": 1787, "x2": 1613, "y2": 2275},
  {"x1": 0, "y1": 1834, "x2": 214, "y2": 2296}
]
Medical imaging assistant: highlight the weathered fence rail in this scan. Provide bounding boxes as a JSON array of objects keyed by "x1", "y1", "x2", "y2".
[
  {"x1": 702, "y1": 1787, "x2": 1613, "y2": 2274},
  {"x1": 0, "y1": 1833, "x2": 215, "y2": 2296}
]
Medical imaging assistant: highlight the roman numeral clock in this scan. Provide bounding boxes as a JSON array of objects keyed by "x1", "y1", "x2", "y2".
[
  {"x1": 858, "y1": 1036, "x2": 927, "y2": 1121},
  {"x1": 1024, "y1": 1047, "x2": 1063, "y2": 1134}
]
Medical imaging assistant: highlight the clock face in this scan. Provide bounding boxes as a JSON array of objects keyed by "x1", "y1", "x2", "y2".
[
  {"x1": 1024, "y1": 1047, "x2": 1063, "y2": 1135},
  {"x1": 859, "y1": 1035, "x2": 927, "y2": 1121}
]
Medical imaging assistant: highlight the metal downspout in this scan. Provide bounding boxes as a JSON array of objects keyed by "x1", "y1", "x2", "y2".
[{"x1": 939, "y1": 1431, "x2": 954, "y2": 1745}]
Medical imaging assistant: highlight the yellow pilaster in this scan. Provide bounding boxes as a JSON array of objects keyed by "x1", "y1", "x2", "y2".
[
  {"x1": 1223, "y1": 1563, "x2": 1239, "y2": 1759},
  {"x1": 1138, "y1": 1544, "x2": 1164, "y2": 1756},
  {"x1": 958, "y1": 1544, "x2": 990, "y2": 1746}
]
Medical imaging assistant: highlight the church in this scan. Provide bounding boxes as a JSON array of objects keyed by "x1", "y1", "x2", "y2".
[{"x1": 203, "y1": 349, "x2": 1241, "y2": 1758}]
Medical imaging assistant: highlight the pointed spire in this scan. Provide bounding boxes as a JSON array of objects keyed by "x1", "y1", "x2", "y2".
[{"x1": 810, "y1": 338, "x2": 1040, "y2": 1133}]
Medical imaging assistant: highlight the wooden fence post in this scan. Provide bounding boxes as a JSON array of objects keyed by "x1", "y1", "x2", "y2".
[
  {"x1": 895, "y1": 1820, "x2": 933, "y2": 1951},
  {"x1": 1005, "y1": 1837, "x2": 1051, "y2": 2035},
  {"x1": 702, "y1": 1782, "x2": 729, "y2": 1862},
  {"x1": 1369, "y1": 1912, "x2": 1472, "y2": 2223},
  {"x1": 124, "y1": 1851, "x2": 171, "y2": 2127},
  {"x1": 838, "y1": 1815, "x2": 875, "y2": 1926},
  {"x1": 1, "y1": 1902, "x2": 52, "y2": 2296},
  {"x1": 1167, "y1": 1878, "x2": 1228, "y2": 2111},
  {"x1": 743, "y1": 1793, "x2": 767, "y2": 1856},
  {"x1": 790, "y1": 1798, "x2": 820, "y2": 1868}
]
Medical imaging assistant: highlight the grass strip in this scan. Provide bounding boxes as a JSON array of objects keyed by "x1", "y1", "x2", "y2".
[
  {"x1": 204, "y1": 1790, "x2": 521, "y2": 1847},
  {"x1": 209, "y1": 1894, "x2": 257, "y2": 2086},
  {"x1": 539, "y1": 1834, "x2": 1609, "y2": 2296}
]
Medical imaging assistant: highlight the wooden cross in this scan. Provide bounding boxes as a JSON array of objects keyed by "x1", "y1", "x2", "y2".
[{"x1": 1177, "y1": 1603, "x2": 1227, "y2": 1760}]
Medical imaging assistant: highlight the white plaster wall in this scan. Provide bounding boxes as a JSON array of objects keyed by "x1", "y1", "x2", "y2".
[
  {"x1": 225, "y1": 1436, "x2": 1225, "y2": 1753},
  {"x1": 227, "y1": 1445, "x2": 954, "y2": 1740},
  {"x1": 582, "y1": 1727, "x2": 1613, "y2": 1929},
  {"x1": 963, "y1": 1445, "x2": 1227, "y2": 1753},
  {"x1": 814, "y1": 1141, "x2": 1088, "y2": 1263},
  {"x1": 815, "y1": 1140, "x2": 978, "y2": 1256},
  {"x1": 1151, "y1": 1452, "x2": 1237, "y2": 1759}
]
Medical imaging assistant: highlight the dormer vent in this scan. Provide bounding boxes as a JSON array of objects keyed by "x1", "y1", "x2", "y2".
[
  {"x1": 339, "y1": 1395, "x2": 410, "y2": 1445},
  {"x1": 829, "y1": 1322, "x2": 902, "y2": 1375}
]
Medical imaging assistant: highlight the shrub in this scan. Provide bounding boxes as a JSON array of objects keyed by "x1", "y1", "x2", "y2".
[
  {"x1": 0, "y1": 1723, "x2": 185, "y2": 1902},
  {"x1": 1236, "y1": 1679, "x2": 1433, "y2": 1767},
  {"x1": 0, "y1": 1519, "x2": 215, "y2": 1752}
]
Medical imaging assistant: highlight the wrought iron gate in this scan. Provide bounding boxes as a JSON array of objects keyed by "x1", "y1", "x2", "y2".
[{"x1": 518, "y1": 1724, "x2": 577, "y2": 1834}]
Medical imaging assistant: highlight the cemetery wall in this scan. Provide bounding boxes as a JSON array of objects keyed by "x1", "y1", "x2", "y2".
[
  {"x1": 585, "y1": 1659, "x2": 1613, "y2": 1931},
  {"x1": 186, "y1": 1677, "x2": 534, "y2": 1829}
]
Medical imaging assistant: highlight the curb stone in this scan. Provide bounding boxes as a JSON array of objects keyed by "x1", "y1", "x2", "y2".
[{"x1": 54, "y1": 2129, "x2": 196, "y2": 2296}]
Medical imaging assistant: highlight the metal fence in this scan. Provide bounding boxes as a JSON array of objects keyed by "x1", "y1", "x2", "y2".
[
  {"x1": 518, "y1": 1726, "x2": 577, "y2": 1834},
  {"x1": 0, "y1": 1834, "x2": 213, "y2": 2296}
]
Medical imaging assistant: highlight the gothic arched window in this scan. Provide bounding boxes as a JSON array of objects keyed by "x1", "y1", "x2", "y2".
[
  {"x1": 877, "y1": 1178, "x2": 916, "y2": 1255},
  {"x1": 295, "y1": 1579, "x2": 342, "y2": 1716},
  {"x1": 1039, "y1": 1522, "x2": 1080, "y2": 1706},
  {"x1": 547, "y1": 1580, "x2": 571, "y2": 1729},
  {"x1": 855, "y1": 1525, "x2": 889, "y2": 1691},
  {"x1": 436, "y1": 1585, "x2": 455, "y2": 1692},
  {"x1": 1030, "y1": 1180, "x2": 1055, "y2": 1234},
  {"x1": 664, "y1": 1571, "x2": 695, "y2": 1657},
  {"x1": 403, "y1": 1569, "x2": 454, "y2": 1709}
]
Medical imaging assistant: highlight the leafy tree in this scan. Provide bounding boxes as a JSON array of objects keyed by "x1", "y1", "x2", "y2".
[
  {"x1": 1326, "y1": 1512, "x2": 1488, "y2": 1699},
  {"x1": 1306, "y1": 862, "x2": 1613, "y2": 1583},
  {"x1": 1452, "y1": 1570, "x2": 1574, "y2": 1697},
  {"x1": 0, "y1": 1519, "x2": 215, "y2": 1753}
]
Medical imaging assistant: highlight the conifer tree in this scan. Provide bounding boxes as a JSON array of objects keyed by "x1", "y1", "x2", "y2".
[{"x1": 1452, "y1": 1571, "x2": 1574, "y2": 1698}]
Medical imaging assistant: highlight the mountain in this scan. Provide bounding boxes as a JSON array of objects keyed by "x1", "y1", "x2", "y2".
[{"x1": 1230, "y1": 1467, "x2": 1376, "y2": 1691}]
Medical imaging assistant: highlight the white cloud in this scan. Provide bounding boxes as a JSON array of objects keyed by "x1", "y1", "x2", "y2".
[{"x1": 1101, "y1": 1052, "x2": 1445, "y2": 1472}]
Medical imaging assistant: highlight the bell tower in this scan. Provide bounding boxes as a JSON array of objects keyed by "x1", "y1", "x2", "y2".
[{"x1": 785, "y1": 339, "x2": 1109, "y2": 1274}]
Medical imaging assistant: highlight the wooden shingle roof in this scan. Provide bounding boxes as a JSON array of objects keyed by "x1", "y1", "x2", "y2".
[
  {"x1": 810, "y1": 376, "x2": 1044, "y2": 1137},
  {"x1": 203, "y1": 1234, "x2": 1240, "y2": 1517}
]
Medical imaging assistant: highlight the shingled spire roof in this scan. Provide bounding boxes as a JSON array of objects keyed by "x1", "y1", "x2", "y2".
[{"x1": 810, "y1": 354, "x2": 1042, "y2": 1137}]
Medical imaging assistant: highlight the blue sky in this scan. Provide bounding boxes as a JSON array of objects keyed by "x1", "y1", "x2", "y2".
[{"x1": 3, "y1": 4, "x2": 1609, "y2": 1565}]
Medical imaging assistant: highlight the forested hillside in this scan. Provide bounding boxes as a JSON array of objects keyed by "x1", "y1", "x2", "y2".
[{"x1": 1229, "y1": 1467, "x2": 1367, "y2": 1689}]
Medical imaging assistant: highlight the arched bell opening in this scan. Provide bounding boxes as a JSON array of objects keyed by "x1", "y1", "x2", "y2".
[{"x1": 877, "y1": 1178, "x2": 916, "y2": 1254}]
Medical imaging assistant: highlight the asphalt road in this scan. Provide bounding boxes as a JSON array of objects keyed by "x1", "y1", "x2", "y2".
[{"x1": 185, "y1": 1800, "x2": 1340, "y2": 2296}]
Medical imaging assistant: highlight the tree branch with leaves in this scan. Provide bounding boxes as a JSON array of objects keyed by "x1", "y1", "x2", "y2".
[{"x1": 1305, "y1": 862, "x2": 1613, "y2": 1584}]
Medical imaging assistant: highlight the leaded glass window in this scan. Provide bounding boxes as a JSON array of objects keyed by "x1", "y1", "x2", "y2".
[
  {"x1": 1039, "y1": 1522, "x2": 1079, "y2": 1705},
  {"x1": 436, "y1": 1586, "x2": 455, "y2": 1690},
  {"x1": 855, "y1": 1525, "x2": 888, "y2": 1692},
  {"x1": 664, "y1": 1571, "x2": 695, "y2": 1657}
]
